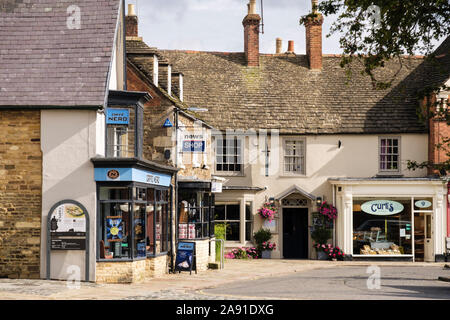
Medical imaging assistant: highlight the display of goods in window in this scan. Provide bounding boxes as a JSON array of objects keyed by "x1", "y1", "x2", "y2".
[{"x1": 257, "y1": 202, "x2": 277, "y2": 222}]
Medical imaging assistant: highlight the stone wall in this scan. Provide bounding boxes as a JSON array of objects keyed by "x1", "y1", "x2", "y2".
[
  {"x1": 194, "y1": 239, "x2": 215, "y2": 271},
  {"x1": 0, "y1": 110, "x2": 42, "y2": 279},
  {"x1": 95, "y1": 255, "x2": 169, "y2": 283}
]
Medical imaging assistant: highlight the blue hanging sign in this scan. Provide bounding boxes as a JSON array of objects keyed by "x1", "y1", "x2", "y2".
[
  {"x1": 361, "y1": 200, "x2": 404, "y2": 216},
  {"x1": 163, "y1": 118, "x2": 173, "y2": 128},
  {"x1": 106, "y1": 109, "x2": 129, "y2": 125}
]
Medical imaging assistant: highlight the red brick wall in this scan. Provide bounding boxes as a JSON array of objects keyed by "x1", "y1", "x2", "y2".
[
  {"x1": 126, "y1": 15, "x2": 138, "y2": 37},
  {"x1": 127, "y1": 62, "x2": 175, "y2": 164},
  {"x1": 0, "y1": 110, "x2": 42, "y2": 279},
  {"x1": 243, "y1": 14, "x2": 261, "y2": 67},
  {"x1": 427, "y1": 94, "x2": 450, "y2": 175},
  {"x1": 305, "y1": 15, "x2": 324, "y2": 70}
]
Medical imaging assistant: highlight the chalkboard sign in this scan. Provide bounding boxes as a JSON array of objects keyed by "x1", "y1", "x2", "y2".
[{"x1": 175, "y1": 242, "x2": 196, "y2": 274}]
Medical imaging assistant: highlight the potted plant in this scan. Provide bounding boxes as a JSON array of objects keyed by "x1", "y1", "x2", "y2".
[
  {"x1": 328, "y1": 246, "x2": 345, "y2": 261},
  {"x1": 257, "y1": 202, "x2": 277, "y2": 222},
  {"x1": 314, "y1": 243, "x2": 332, "y2": 260},
  {"x1": 253, "y1": 228, "x2": 275, "y2": 258},
  {"x1": 261, "y1": 241, "x2": 276, "y2": 259},
  {"x1": 311, "y1": 225, "x2": 332, "y2": 260},
  {"x1": 318, "y1": 201, "x2": 338, "y2": 221}
]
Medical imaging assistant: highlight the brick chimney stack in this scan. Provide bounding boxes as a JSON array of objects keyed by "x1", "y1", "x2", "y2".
[
  {"x1": 126, "y1": 4, "x2": 138, "y2": 38},
  {"x1": 304, "y1": 0, "x2": 323, "y2": 70},
  {"x1": 243, "y1": 0, "x2": 261, "y2": 67}
]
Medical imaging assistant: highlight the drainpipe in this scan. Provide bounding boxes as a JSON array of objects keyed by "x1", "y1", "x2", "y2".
[{"x1": 447, "y1": 182, "x2": 450, "y2": 237}]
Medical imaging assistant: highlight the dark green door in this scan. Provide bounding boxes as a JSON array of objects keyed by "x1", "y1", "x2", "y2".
[{"x1": 283, "y1": 208, "x2": 309, "y2": 259}]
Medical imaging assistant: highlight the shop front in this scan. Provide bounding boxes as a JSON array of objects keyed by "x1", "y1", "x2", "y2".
[
  {"x1": 330, "y1": 178, "x2": 447, "y2": 262},
  {"x1": 92, "y1": 159, "x2": 177, "y2": 283},
  {"x1": 176, "y1": 179, "x2": 216, "y2": 271}
]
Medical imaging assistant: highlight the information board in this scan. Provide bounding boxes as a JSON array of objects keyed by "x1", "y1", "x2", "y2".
[
  {"x1": 174, "y1": 242, "x2": 196, "y2": 274},
  {"x1": 49, "y1": 202, "x2": 87, "y2": 250}
]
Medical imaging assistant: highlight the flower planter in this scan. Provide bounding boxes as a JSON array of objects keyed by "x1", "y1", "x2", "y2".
[
  {"x1": 261, "y1": 250, "x2": 272, "y2": 259},
  {"x1": 317, "y1": 251, "x2": 328, "y2": 260}
]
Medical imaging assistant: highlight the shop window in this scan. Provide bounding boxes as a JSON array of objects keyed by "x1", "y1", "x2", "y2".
[
  {"x1": 283, "y1": 139, "x2": 305, "y2": 174},
  {"x1": 215, "y1": 137, "x2": 243, "y2": 173},
  {"x1": 178, "y1": 190, "x2": 214, "y2": 240},
  {"x1": 352, "y1": 198, "x2": 412, "y2": 255},
  {"x1": 98, "y1": 186, "x2": 169, "y2": 260},
  {"x1": 379, "y1": 137, "x2": 400, "y2": 173}
]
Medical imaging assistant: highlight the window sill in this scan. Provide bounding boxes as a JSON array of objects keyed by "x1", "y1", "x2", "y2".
[
  {"x1": 278, "y1": 174, "x2": 307, "y2": 178},
  {"x1": 376, "y1": 172, "x2": 403, "y2": 177},
  {"x1": 147, "y1": 252, "x2": 169, "y2": 258},
  {"x1": 97, "y1": 257, "x2": 147, "y2": 263},
  {"x1": 214, "y1": 172, "x2": 245, "y2": 177}
]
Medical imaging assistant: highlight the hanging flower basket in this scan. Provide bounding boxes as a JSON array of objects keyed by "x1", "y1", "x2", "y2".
[
  {"x1": 318, "y1": 201, "x2": 337, "y2": 220},
  {"x1": 257, "y1": 202, "x2": 277, "y2": 222}
]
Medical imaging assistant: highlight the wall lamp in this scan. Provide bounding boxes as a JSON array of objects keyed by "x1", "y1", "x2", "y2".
[{"x1": 316, "y1": 197, "x2": 323, "y2": 206}]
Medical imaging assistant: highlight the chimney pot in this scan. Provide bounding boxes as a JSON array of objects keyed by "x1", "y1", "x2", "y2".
[
  {"x1": 249, "y1": 0, "x2": 256, "y2": 14},
  {"x1": 287, "y1": 40, "x2": 295, "y2": 53},
  {"x1": 128, "y1": 4, "x2": 136, "y2": 16},
  {"x1": 276, "y1": 38, "x2": 282, "y2": 54}
]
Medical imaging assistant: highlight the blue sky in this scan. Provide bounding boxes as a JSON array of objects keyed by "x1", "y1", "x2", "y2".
[{"x1": 126, "y1": 0, "x2": 342, "y2": 54}]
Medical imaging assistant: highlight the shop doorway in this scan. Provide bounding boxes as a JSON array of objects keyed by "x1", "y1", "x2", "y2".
[
  {"x1": 414, "y1": 212, "x2": 434, "y2": 262},
  {"x1": 282, "y1": 208, "x2": 308, "y2": 259}
]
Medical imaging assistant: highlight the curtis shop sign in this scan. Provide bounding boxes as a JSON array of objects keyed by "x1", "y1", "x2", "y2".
[{"x1": 361, "y1": 200, "x2": 404, "y2": 216}]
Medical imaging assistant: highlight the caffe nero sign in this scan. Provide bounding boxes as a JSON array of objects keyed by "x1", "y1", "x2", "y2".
[{"x1": 361, "y1": 200, "x2": 404, "y2": 216}]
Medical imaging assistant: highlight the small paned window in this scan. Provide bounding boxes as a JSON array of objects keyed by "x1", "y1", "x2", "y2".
[
  {"x1": 379, "y1": 137, "x2": 400, "y2": 172},
  {"x1": 284, "y1": 140, "x2": 305, "y2": 174},
  {"x1": 215, "y1": 137, "x2": 243, "y2": 173}
]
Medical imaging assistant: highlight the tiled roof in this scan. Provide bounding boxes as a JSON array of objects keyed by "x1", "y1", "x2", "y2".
[
  {"x1": 0, "y1": 0, "x2": 121, "y2": 108},
  {"x1": 157, "y1": 50, "x2": 428, "y2": 134},
  {"x1": 425, "y1": 36, "x2": 450, "y2": 89}
]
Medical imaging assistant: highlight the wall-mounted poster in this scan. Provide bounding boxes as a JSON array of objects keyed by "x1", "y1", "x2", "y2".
[
  {"x1": 49, "y1": 202, "x2": 87, "y2": 250},
  {"x1": 106, "y1": 217, "x2": 123, "y2": 242}
]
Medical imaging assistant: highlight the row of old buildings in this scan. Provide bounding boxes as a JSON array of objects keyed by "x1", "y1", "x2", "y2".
[{"x1": 0, "y1": 0, "x2": 449, "y2": 283}]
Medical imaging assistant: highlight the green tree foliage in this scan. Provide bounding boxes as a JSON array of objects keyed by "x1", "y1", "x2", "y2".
[{"x1": 301, "y1": 1, "x2": 450, "y2": 89}]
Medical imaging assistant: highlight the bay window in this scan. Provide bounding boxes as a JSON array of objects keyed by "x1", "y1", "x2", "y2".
[{"x1": 98, "y1": 185, "x2": 170, "y2": 260}]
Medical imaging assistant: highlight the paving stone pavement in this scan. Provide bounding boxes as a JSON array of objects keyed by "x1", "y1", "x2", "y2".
[{"x1": 0, "y1": 260, "x2": 447, "y2": 300}]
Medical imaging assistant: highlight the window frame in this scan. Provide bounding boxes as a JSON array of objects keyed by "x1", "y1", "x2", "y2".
[
  {"x1": 378, "y1": 136, "x2": 401, "y2": 174},
  {"x1": 282, "y1": 137, "x2": 306, "y2": 176},
  {"x1": 105, "y1": 103, "x2": 144, "y2": 159},
  {"x1": 177, "y1": 190, "x2": 215, "y2": 241},
  {"x1": 214, "y1": 136, "x2": 244, "y2": 176},
  {"x1": 96, "y1": 182, "x2": 171, "y2": 262}
]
